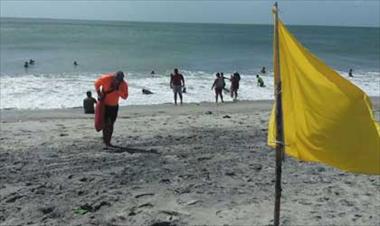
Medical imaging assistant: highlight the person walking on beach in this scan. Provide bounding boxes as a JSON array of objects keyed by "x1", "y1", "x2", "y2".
[
  {"x1": 211, "y1": 73, "x2": 225, "y2": 103},
  {"x1": 83, "y1": 91, "x2": 97, "y2": 114},
  {"x1": 170, "y1": 68, "x2": 185, "y2": 105},
  {"x1": 95, "y1": 71, "x2": 128, "y2": 147}
]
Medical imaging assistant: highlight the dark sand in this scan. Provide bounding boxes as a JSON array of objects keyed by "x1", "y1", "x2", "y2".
[{"x1": 1, "y1": 99, "x2": 379, "y2": 226}]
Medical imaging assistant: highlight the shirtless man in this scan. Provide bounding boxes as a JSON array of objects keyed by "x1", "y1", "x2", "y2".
[
  {"x1": 211, "y1": 73, "x2": 225, "y2": 103},
  {"x1": 170, "y1": 68, "x2": 185, "y2": 105},
  {"x1": 83, "y1": 91, "x2": 97, "y2": 114}
]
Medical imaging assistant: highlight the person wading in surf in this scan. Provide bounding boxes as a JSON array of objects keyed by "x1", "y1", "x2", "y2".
[
  {"x1": 211, "y1": 73, "x2": 225, "y2": 104},
  {"x1": 95, "y1": 71, "x2": 128, "y2": 147}
]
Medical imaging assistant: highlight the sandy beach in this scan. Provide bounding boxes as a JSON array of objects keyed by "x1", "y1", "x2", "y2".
[{"x1": 1, "y1": 99, "x2": 379, "y2": 226}]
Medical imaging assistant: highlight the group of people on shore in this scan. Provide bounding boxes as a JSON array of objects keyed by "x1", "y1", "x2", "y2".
[
  {"x1": 83, "y1": 69, "x2": 267, "y2": 147},
  {"x1": 84, "y1": 67, "x2": 267, "y2": 115},
  {"x1": 82, "y1": 65, "x2": 356, "y2": 148},
  {"x1": 211, "y1": 72, "x2": 241, "y2": 103}
]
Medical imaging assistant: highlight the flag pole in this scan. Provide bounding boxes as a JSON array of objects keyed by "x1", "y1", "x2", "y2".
[{"x1": 273, "y1": 2, "x2": 284, "y2": 226}]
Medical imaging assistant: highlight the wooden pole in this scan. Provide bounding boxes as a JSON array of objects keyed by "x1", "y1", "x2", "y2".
[{"x1": 273, "y1": 2, "x2": 285, "y2": 226}]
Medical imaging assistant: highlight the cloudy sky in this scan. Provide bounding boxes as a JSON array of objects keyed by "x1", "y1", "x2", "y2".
[{"x1": 1, "y1": 0, "x2": 379, "y2": 27}]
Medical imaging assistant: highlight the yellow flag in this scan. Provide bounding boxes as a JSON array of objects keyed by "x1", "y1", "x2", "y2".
[{"x1": 268, "y1": 19, "x2": 380, "y2": 174}]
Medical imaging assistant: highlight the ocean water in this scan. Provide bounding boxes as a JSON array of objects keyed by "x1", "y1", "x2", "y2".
[{"x1": 1, "y1": 18, "x2": 379, "y2": 109}]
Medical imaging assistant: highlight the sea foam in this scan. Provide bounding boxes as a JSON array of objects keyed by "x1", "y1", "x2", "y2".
[{"x1": 0, "y1": 70, "x2": 379, "y2": 109}]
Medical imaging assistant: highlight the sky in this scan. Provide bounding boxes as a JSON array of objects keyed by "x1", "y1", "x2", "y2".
[{"x1": 0, "y1": 0, "x2": 379, "y2": 27}]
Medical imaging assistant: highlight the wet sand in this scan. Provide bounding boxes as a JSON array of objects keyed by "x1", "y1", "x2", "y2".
[{"x1": 1, "y1": 99, "x2": 379, "y2": 226}]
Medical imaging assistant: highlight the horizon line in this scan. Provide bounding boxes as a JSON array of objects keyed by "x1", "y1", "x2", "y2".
[{"x1": 1, "y1": 16, "x2": 379, "y2": 29}]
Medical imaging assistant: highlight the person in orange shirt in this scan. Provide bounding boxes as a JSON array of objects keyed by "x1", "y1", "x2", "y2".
[{"x1": 95, "y1": 71, "x2": 128, "y2": 147}]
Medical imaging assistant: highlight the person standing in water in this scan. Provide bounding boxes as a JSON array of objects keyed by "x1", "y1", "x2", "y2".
[
  {"x1": 170, "y1": 68, "x2": 185, "y2": 105},
  {"x1": 256, "y1": 74, "x2": 265, "y2": 87},
  {"x1": 95, "y1": 71, "x2": 128, "y2": 147},
  {"x1": 348, "y1": 69, "x2": 353, "y2": 77},
  {"x1": 232, "y1": 72, "x2": 241, "y2": 99},
  {"x1": 83, "y1": 91, "x2": 97, "y2": 114},
  {"x1": 230, "y1": 74, "x2": 239, "y2": 100},
  {"x1": 261, "y1": 67, "x2": 266, "y2": 74},
  {"x1": 211, "y1": 73, "x2": 225, "y2": 104},
  {"x1": 220, "y1": 72, "x2": 227, "y2": 90}
]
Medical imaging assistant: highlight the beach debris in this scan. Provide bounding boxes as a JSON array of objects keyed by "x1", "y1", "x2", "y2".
[
  {"x1": 73, "y1": 207, "x2": 89, "y2": 215},
  {"x1": 73, "y1": 199, "x2": 111, "y2": 215},
  {"x1": 93, "y1": 200, "x2": 111, "y2": 211},
  {"x1": 159, "y1": 210, "x2": 182, "y2": 216},
  {"x1": 128, "y1": 206, "x2": 140, "y2": 216},
  {"x1": 205, "y1": 111, "x2": 213, "y2": 115},
  {"x1": 223, "y1": 115, "x2": 231, "y2": 118},
  {"x1": 5, "y1": 194, "x2": 23, "y2": 203},
  {"x1": 150, "y1": 221, "x2": 176, "y2": 226},
  {"x1": 135, "y1": 193, "x2": 155, "y2": 198},
  {"x1": 174, "y1": 183, "x2": 194, "y2": 194},
  {"x1": 185, "y1": 199, "x2": 200, "y2": 206},
  {"x1": 79, "y1": 177, "x2": 88, "y2": 182},
  {"x1": 160, "y1": 178, "x2": 171, "y2": 184},
  {"x1": 138, "y1": 202, "x2": 154, "y2": 208},
  {"x1": 225, "y1": 171, "x2": 236, "y2": 176},
  {"x1": 39, "y1": 206, "x2": 55, "y2": 215},
  {"x1": 197, "y1": 156, "x2": 213, "y2": 161},
  {"x1": 251, "y1": 164, "x2": 263, "y2": 171},
  {"x1": 73, "y1": 204, "x2": 92, "y2": 215}
]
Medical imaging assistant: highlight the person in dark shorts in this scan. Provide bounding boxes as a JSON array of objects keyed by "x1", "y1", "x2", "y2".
[
  {"x1": 170, "y1": 68, "x2": 185, "y2": 105},
  {"x1": 95, "y1": 71, "x2": 129, "y2": 147},
  {"x1": 83, "y1": 91, "x2": 97, "y2": 114},
  {"x1": 230, "y1": 72, "x2": 241, "y2": 100},
  {"x1": 211, "y1": 73, "x2": 225, "y2": 103}
]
